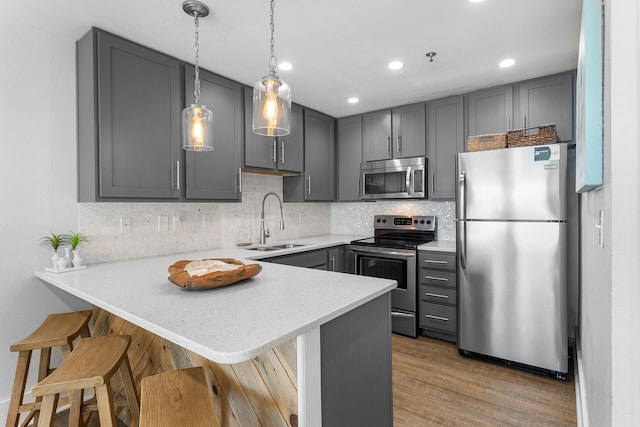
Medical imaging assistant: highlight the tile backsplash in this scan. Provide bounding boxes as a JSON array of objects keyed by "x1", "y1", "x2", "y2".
[
  {"x1": 78, "y1": 173, "x2": 455, "y2": 264},
  {"x1": 330, "y1": 200, "x2": 456, "y2": 240}
]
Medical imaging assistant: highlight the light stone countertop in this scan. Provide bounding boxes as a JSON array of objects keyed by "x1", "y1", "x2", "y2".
[
  {"x1": 418, "y1": 240, "x2": 456, "y2": 253},
  {"x1": 35, "y1": 234, "x2": 396, "y2": 364}
]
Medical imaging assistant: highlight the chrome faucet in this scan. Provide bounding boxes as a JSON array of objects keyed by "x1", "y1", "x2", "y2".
[{"x1": 260, "y1": 192, "x2": 285, "y2": 245}]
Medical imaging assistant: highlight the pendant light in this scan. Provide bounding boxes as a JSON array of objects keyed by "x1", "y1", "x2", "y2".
[
  {"x1": 182, "y1": 1, "x2": 214, "y2": 151},
  {"x1": 253, "y1": 0, "x2": 291, "y2": 137}
]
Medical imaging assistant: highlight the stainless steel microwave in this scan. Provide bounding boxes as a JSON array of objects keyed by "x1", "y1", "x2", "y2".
[{"x1": 361, "y1": 157, "x2": 427, "y2": 200}]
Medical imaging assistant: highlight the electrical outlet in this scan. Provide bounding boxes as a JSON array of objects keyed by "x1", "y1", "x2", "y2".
[
  {"x1": 158, "y1": 215, "x2": 169, "y2": 232},
  {"x1": 202, "y1": 214, "x2": 211, "y2": 228},
  {"x1": 120, "y1": 217, "x2": 132, "y2": 233}
]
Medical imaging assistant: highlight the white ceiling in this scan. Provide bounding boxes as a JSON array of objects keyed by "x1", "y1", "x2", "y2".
[{"x1": 16, "y1": 0, "x2": 582, "y2": 118}]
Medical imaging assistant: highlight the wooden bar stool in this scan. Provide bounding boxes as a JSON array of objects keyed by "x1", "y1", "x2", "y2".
[
  {"x1": 6, "y1": 310, "x2": 92, "y2": 427},
  {"x1": 31, "y1": 335, "x2": 140, "y2": 427},
  {"x1": 139, "y1": 367, "x2": 220, "y2": 427}
]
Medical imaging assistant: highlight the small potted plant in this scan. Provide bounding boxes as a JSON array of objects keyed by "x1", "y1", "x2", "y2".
[
  {"x1": 40, "y1": 232, "x2": 68, "y2": 269},
  {"x1": 65, "y1": 232, "x2": 88, "y2": 267}
]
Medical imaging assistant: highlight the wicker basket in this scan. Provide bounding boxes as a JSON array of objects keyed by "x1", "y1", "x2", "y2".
[
  {"x1": 466, "y1": 133, "x2": 507, "y2": 152},
  {"x1": 507, "y1": 124, "x2": 557, "y2": 148}
]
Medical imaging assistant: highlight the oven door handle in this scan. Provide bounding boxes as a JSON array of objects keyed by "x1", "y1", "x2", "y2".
[{"x1": 350, "y1": 246, "x2": 416, "y2": 259}]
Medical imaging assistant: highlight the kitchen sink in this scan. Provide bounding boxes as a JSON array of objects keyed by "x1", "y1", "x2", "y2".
[
  {"x1": 269, "y1": 243, "x2": 307, "y2": 249},
  {"x1": 246, "y1": 243, "x2": 307, "y2": 251}
]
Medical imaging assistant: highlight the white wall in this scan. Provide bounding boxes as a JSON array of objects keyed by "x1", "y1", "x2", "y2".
[
  {"x1": 0, "y1": 15, "x2": 92, "y2": 422},
  {"x1": 580, "y1": 0, "x2": 640, "y2": 425}
]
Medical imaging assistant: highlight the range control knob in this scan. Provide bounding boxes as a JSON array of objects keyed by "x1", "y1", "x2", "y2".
[
  {"x1": 376, "y1": 218, "x2": 381, "y2": 223},
  {"x1": 420, "y1": 220, "x2": 425, "y2": 224},
  {"x1": 414, "y1": 219, "x2": 418, "y2": 224},
  {"x1": 426, "y1": 220, "x2": 432, "y2": 225}
]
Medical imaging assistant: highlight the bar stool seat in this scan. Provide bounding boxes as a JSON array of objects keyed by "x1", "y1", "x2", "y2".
[
  {"x1": 31, "y1": 335, "x2": 140, "y2": 427},
  {"x1": 6, "y1": 310, "x2": 92, "y2": 427},
  {"x1": 139, "y1": 367, "x2": 220, "y2": 427}
]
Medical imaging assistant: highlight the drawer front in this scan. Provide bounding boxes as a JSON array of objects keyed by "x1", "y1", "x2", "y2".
[
  {"x1": 419, "y1": 284, "x2": 456, "y2": 305},
  {"x1": 419, "y1": 269, "x2": 456, "y2": 288},
  {"x1": 419, "y1": 251, "x2": 456, "y2": 271},
  {"x1": 420, "y1": 302, "x2": 457, "y2": 334}
]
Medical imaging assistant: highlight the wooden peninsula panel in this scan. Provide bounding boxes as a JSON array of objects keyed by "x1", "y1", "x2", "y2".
[{"x1": 92, "y1": 306, "x2": 298, "y2": 427}]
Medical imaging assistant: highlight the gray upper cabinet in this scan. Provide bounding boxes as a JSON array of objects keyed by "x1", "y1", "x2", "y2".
[
  {"x1": 466, "y1": 85, "x2": 514, "y2": 137},
  {"x1": 427, "y1": 95, "x2": 464, "y2": 200},
  {"x1": 362, "y1": 103, "x2": 426, "y2": 161},
  {"x1": 184, "y1": 66, "x2": 242, "y2": 200},
  {"x1": 243, "y1": 88, "x2": 303, "y2": 173},
  {"x1": 284, "y1": 109, "x2": 335, "y2": 202},
  {"x1": 78, "y1": 28, "x2": 182, "y2": 201},
  {"x1": 336, "y1": 115, "x2": 363, "y2": 201},
  {"x1": 519, "y1": 72, "x2": 574, "y2": 142}
]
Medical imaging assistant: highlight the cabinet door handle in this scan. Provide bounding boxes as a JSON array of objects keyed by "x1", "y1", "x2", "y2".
[
  {"x1": 237, "y1": 167, "x2": 242, "y2": 193},
  {"x1": 424, "y1": 292, "x2": 449, "y2": 299},
  {"x1": 425, "y1": 314, "x2": 449, "y2": 322},
  {"x1": 522, "y1": 114, "x2": 527, "y2": 129},
  {"x1": 387, "y1": 135, "x2": 391, "y2": 156},
  {"x1": 175, "y1": 160, "x2": 180, "y2": 190},
  {"x1": 272, "y1": 140, "x2": 277, "y2": 164},
  {"x1": 431, "y1": 171, "x2": 435, "y2": 193},
  {"x1": 396, "y1": 133, "x2": 401, "y2": 153},
  {"x1": 424, "y1": 275, "x2": 449, "y2": 282},
  {"x1": 307, "y1": 175, "x2": 312, "y2": 195},
  {"x1": 280, "y1": 141, "x2": 285, "y2": 165},
  {"x1": 423, "y1": 260, "x2": 448, "y2": 265},
  {"x1": 329, "y1": 255, "x2": 335, "y2": 271}
]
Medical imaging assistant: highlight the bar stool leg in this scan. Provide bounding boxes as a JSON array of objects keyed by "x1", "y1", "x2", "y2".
[
  {"x1": 119, "y1": 357, "x2": 141, "y2": 427},
  {"x1": 95, "y1": 382, "x2": 117, "y2": 427},
  {"x1": 6, "y1": 351, "x2": 31, "y2": 427},
  {"x1": 36, "y1": 394, "x2": 58, "y2": 427}
]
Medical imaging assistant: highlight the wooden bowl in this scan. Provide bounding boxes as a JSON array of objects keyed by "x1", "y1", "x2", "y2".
[{"x1": 168, "y1": 258, "x2": 262, "y2": 290}]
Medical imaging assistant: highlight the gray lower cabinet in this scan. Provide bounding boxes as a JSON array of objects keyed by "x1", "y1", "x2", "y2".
[
  {"x1": 283, "y1": 109, "x2": 335, "y2": 202},
  {"x1": 263, "y1": 246, "x2": 345, "y2": 271},
  {"x1": 362, "y1": 103, "x2": 426, "y2": 161},
  {"x1": 418, "y1": 250, "x2": 457, "y2": 342},
  {"x1": 466, "y1": 85, "x2": 514, "y2": 138},
  {"x1": 327, "y1": 246, "x2": 345, "y2": 272},
  {"x1": 519, "y1": 72, "x2": 574, "y2": 142},
  {"x1": 243, "y1": 88, "x2": 304, "y2": 173},
  {"x1": 184, "y1": 66, "x2": 242, "y2": 200},
  {"x1": 78, "y1": 28, "x2": 182, "y2": 201},
  {"x1": 336, "y1": 115, "x2": 363, "y2": 201},
  {"x1": 426, "y1": 95, "x2": 464, "y2": 200}
]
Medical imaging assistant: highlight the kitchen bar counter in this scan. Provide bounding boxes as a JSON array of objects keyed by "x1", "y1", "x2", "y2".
[
  {"x1": 34, "y1": 234, "x2": 390, "y2": 364},
  {"x1": 35, "y1": 234, "x2": 395, "y2": 427}
]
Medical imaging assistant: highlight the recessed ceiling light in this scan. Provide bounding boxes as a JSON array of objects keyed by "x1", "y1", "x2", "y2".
[
  {"x1": 468, "y1": 0, "x2": 485, "y2": 3},
  {"x1": 499, "y1": 58, "x2": 516, "y2": 68},
  {"x1": 348, "y1": 97, "x2": 359, "y2": 104},
  {"x1": 278, "y1": 62, "x2": 293, "y2": 71},
  {"x1": 388, "y1": 61, "x2": 404, "y2": 70}
]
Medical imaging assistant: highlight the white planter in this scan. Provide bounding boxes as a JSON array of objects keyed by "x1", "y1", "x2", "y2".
[{"x1": 72, "y1": 249, "x2": 83, "y2": 268}]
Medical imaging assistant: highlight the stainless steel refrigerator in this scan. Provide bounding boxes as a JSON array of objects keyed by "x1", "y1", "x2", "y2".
[{"x1": 456, "y1": 143, "x2": 568, "y2": 377}]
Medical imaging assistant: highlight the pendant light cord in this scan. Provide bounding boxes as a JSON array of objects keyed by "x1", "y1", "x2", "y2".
[
  {"x1": 268, "y1": 0, "x2": 277, "y2": 74},
  {"x1": 193, "y1": 13, "x2": 201, "y2": 104}
]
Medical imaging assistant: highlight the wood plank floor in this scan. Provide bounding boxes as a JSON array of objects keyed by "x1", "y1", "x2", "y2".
[
  {"x1": 393, "y1": 335, "x2": 577, "y2": 426},
  {"x1": 50, "y1": 334, "x2": 575, "y2": 426}
]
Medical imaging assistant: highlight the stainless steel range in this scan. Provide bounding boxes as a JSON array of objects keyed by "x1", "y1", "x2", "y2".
[{"x1": 350, "y1": 215, "x2": 437, "y2": 337}]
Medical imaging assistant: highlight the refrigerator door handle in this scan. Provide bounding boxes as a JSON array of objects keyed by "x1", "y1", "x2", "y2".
[{"x1": 458, "y1": 171, "x2": 467, "y2": 269}]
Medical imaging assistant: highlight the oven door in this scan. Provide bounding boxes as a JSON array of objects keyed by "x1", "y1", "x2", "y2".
[{"x1": 350, "y1": 245, "x2": 417, "y2": 336}]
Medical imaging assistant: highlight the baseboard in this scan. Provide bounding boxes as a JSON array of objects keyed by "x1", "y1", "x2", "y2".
[{"x1": 574, "y1": 332, "x2": 589, "y2": 427}]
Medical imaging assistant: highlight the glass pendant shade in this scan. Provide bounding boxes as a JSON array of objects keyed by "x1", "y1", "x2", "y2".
[
  {"x1": 253, "y1": 73, "x2": 291, "y2": 136},
  {"x1": 182, "y1": 103, "x2": 213, "y2": 151}
]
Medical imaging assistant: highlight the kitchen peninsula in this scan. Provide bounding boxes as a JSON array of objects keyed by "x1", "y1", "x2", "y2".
[{"x1": 35, "y1": 238, "x2": 395, "y2": 427}]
